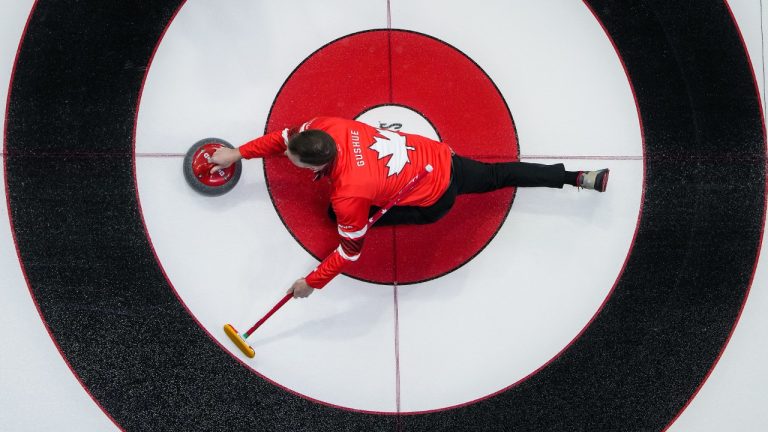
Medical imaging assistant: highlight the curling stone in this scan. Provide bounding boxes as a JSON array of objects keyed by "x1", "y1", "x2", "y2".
[{"x1": 183, "y1": 138, "x2": 242, "y2": 196}]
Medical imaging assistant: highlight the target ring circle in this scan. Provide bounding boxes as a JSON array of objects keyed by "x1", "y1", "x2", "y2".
[{"x1": 264, "y1": 29, "x2": 519, "y2": 284}]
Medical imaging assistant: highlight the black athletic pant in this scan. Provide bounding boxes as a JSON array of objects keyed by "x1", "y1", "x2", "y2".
[{"x1": 330, "y1": 154, "x2": 566, "y2": 226}]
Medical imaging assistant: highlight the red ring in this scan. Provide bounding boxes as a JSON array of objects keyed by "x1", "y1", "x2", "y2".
[{"x1": 265, "y1": 30, "x2": 518, "y2": 284}]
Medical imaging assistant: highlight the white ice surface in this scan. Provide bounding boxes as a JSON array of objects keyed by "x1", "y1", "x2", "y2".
[{"x1": 0, "y1": 0, "x2": 766, "y2": 430}]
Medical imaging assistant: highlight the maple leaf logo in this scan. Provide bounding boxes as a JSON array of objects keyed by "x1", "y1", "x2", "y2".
[{"x1": 369, "y1": 129, "x2": 415, "y2": 176}]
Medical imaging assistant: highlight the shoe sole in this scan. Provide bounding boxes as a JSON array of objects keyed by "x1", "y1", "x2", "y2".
[{"x1": 597, "y1": 169, "x2": 609, "y2": 192}]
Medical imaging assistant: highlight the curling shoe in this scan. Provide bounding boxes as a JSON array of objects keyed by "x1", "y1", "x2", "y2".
[{"x1": 577, "y1": 169, "x2": 609, "y2": 192}]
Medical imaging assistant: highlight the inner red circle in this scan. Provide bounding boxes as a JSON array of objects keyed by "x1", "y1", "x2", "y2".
[
  {"x1": 265, "y1": 30, "x2": 518, "y2": 284},
  {"x1": 192, "y1": 143, "x2": 236, "y2": 187}
]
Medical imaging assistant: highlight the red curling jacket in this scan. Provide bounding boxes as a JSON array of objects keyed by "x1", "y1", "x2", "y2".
[{"x1": 239, "y1": 116, "x2": 452, "y2": 288}]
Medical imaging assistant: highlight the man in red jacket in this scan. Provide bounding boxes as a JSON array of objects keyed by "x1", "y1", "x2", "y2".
[{"x1": 210, "y1": 117, "x2": 608, "y2": 299}]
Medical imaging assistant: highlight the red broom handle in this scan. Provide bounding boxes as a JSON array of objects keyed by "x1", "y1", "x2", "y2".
[
  {"x1": 243, "y1": 164, "x2": 433, "y2": 338},
  {"x1": 369, "y1": 164, "x2": 433, "y2": 225},
  {"x1": 244, "y1": 293, "x2": 293, "y2": 338}
]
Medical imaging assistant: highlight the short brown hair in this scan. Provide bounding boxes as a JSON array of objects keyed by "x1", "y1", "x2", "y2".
[{"x1": 288, "y1": 130, "x2": 337, "y2": 166}]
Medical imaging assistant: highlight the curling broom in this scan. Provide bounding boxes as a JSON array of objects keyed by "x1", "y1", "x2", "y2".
[{"x1": 224, "y1": 164, "x2": 433, "y2": 358}]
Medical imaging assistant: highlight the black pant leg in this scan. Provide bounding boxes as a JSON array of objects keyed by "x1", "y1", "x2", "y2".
[
  {"x1": 374, "y1": 206, "x2": 429, "y2": 226},
  {"x1": 375, "y1": 181, "x2": 457, "y2": 226},
  {"x1": 326, "y1": 180, "x2": 457, "y2": 226},
  {"x1": 452, "y1": 155, "x2": 566, "y2": 194}
]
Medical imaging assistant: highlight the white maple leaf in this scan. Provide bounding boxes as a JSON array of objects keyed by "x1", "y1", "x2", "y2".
[{"x1": 369, "y1": 129, "x2": 415, "y2": 176}]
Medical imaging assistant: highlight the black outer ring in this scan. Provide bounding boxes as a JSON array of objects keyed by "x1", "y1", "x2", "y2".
[
  {"x1": 182, "y1": 138, "x2": 242, "y2": 197},
  {"x1": 4, "y1": 1, "x2": 765, "y2": 431}
]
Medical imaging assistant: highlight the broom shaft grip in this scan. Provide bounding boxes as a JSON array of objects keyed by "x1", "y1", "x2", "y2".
[{"x1": 244, "y1": 293, "x2": 293, "y2": 338}]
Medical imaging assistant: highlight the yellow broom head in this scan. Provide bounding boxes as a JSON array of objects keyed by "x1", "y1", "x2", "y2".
[{"x1": 223, "y1": 323, "x2": 255, "y2": 358}]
